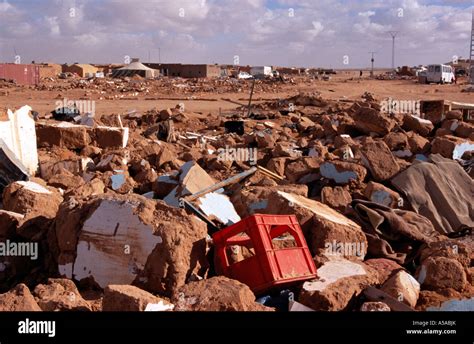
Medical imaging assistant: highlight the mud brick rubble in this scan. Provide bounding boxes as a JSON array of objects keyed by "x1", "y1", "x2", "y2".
[{"x1": 0, "y1": 89, "x2": 473, "y2": 312}]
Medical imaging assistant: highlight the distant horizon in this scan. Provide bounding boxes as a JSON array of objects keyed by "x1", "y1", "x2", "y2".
[
  {"x1": 0, "y1": 60, "x2": 469, "y2": 71},
  {"x1": 1, "y1": 1, "x2": 472, "y2": 69}
]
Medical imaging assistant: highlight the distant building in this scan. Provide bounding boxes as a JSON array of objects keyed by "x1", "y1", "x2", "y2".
[
  {"x1": 112, "y1": 58, "x2": 158, "y2": 78},
  {"x1": 37, "y1": 63, "x2": 62, "y2": 78},
  {"x1": 0, "y1": 63, "x2": 40, "y2": 85},
  {"x1": 93, "y1": 64, "x2": 124, "y2": 75},
  {"x1": 275, "y1": 67, "x2": 301, "y2": 75},
  {"x1": 144, "y1": 63, "x2": 221, "y2": 78},
  {"x1": 62, "y1": 64, "x2": 99, "y2": 77}
]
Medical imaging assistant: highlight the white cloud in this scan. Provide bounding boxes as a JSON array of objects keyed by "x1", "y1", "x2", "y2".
[{"x1": 0, "y1": 0, "x2": 472, "y2": 68}]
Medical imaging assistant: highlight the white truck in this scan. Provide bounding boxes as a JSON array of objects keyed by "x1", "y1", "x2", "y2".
[{"x1": 250, "y1": 66, "x2": 272, "y2": 77}]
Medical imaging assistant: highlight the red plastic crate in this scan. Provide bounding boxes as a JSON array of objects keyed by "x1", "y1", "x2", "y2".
[{"x1": 212, "y1": 214, "x2": 317, "y2": 294}]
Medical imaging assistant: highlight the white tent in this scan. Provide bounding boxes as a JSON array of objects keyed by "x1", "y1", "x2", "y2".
[{"x1": 112, "y1": 58, "x2": 158, "y2": 78}]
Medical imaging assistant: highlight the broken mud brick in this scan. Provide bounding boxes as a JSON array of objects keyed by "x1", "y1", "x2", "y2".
[
  {"x1": 445, "y1": 110, "x2": 463, "y2": 120},
  {"x1": 364, "y1": 258, "x2": 404, "y2": 284},
  {"x1": 172, "y1": 277, "x2": 273, "y2": 311},
  {"x1": 454, "y1": 122, "x2": 474, "y2": 139},
  {"x1": 55, "y1": 194, "x2": 208, "y2": 296},
  {"x1": 320, "y1": 160, "x2": 367, "y2": 184},
  {"x1": 0, "y1": 284, "x2": 42, "y2": 311},
  {"x1": 299, "y1": 258, "x2": 378, "y2": 311},
  {"x1": 37, "y1": 123, "x2": 129, "y2": 150},
  {"x1": 134, "y1": 141, "x2": 176, "y2": 169},
  {"x1": 102, "y1": 285, "x2": 173, "y2": 311},
  {"x1": 37, "y1": 123, "x2": 90, "y2": 149},
  {"x1": 284, "y1": 157, "x2": 320, "y2": 183},
  {"x1": 353, "y1": 107, "x2": 395, "y2": 135},
  {"x1": 360, "y1": 302, "x2": 391, "y2": 311},
  {"x1": 360, "y1": 141, "x2": 400, "y2": 181},
  {"x1": 416, "y1": 256, "x2": 468, "y2": 292},
  {"x1": 418, "y1": 240, "x2": 471, "y2": 269},
  {"x1": 297, "y1": 116, "x2": 316, "y2": 132},
  {"x1": 363, "y1": 181, "x2": 400, "y2": 208},
  {"x1": 320, "y1": 186, "x2": 352, "y2": 212},
  {"x1": 47, "y1": 169, "x2": 85, "y2": 190},
  {"x1": 402, "y1": 115, "x2": 434, "y2": 137},
  {"x1": 255, "y1": 131, "x2": 275, "y2": 149},
  {"x1": 272, "y1": 142, "x2": 301, "y2": 158},
  {"x1": 383, "y1": 132, "x2": 409, "y2": 151},
  {"x1": 33, "y1": 278, "x2": 92, "y2": 311},
  {"x1": 67, "y1": 178, "x2": 105, "y2": 198},
  {"x1": 0, "y1": 210, "x2": 23, "y2": 239},
  {"x1": 39, "y1": 155, "x2": 93, "y2": 181},
  {"x1": 265, "y1": 191, "x2": 367, "y2": 260},
  {"x1": 230, "y1": 184, "x2": 308, "y2": 218},
  {"x1": 152, "y1": 173, "x2": 179, "y2": 199},
  {"x1": 381, "y1": 271, "x2": 420, "y2": 308},
  {"x1": 308, "y1": 141, "x2": 329, "y2": 159},
  {"x1": 266, "y1": 157, "x2": 294, "y2": 177},
  {"x1": 431, "y1": 135, "x2": 474, "y2": 159},
  {"x1": 2, "y1": 180, "x2": 63, "y2": 220},
  {"x1": 407, "y1": 132, "x2": 430, "y2": 154},
  {"x1": 91, "y1": 126, "x2": 129, "y2": 149}
]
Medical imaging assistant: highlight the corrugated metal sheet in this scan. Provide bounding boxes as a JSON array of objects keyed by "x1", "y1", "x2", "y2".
[{"x1": 0, "y1": 64, "x2": 40, "y2": 85}]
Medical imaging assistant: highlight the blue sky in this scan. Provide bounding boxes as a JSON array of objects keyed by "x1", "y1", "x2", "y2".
[{"x1": 0, "y1": 0, "x2": 473, "y2": 68}]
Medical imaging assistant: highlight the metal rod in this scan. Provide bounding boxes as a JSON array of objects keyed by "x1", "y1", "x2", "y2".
[
  {"x1": 185, "y1": 166, "x2": 258, "y2": 202},
  {"x1": 180, "y1": 199, "x2": 219, "y2": 233}
]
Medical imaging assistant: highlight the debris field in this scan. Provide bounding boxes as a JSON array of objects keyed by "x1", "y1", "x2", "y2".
[{"x1": 0, "y1": 75, "x2": 473, "y2": 312}]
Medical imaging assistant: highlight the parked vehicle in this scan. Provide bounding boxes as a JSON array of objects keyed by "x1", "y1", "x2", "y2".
[{"x1": 426, "y1": 64, "x2": 455, "y2": 84}]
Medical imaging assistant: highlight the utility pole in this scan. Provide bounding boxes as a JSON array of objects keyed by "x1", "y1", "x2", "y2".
[
  {"x1": 387, "y1": 31, "x2": 399, "y2": 71},
  {"x1": 369, "y1": 52, "x2": 376, "y2": 77},
  {"x1": 469, "y1": 11, "x2": 474, "y2": 84}
]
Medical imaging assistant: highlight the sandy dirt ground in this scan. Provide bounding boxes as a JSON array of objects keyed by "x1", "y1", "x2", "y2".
[{"x1": 1, "y1": 71, "x2": 472, "y2": 117}]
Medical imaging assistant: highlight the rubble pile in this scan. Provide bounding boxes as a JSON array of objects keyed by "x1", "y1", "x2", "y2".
[{"x1": 0, "y1": 91, "x2": 473, "y2": 312}]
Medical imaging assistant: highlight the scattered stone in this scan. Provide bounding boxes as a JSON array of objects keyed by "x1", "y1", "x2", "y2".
[
  {"x1": 416, "y1": 256, "x2": 468, "y2": 292},
  {"x1": 0, "y1": 284, "x2": 42, "y2": 311},
  {"x1": 2, "y1": 180, "x2": 63, "y2": 219},
  {"x1": 320, "y1": 160, "x2": 367, "y2": 184},
  {"x1": 360, "y1": 141, "x2": 400, "y2": 181},
  {"x1": 103, "y1": 284, "x2": 173, "y2": 311},
  {"x1": 172, "y1": 277, "x2": 272, "y2": 311},
  {"x1": 402, "y1": 115, "x2": 434, "y2": 137},
  {"x1": 299, "y1": 258, "x2": 378, "y2": 311},
  {"x1": 55, "y1": 194, "x2": 208, "y2": 296},
  {"x1": 353, "y1": 107, "x2": 395, "y2": 135},
  {"x1": 33, "y1": 278, "x2": 92, "y2": 311},
  {"x1": 364, "y1": 258, "x2": 404, "y2": 284},
  {"x1": 360, "y1": 302, "x2": 391, "y2": 311},
  {"x1": 381, "y1": 271, "x2": 420, "y2": 308},
  {"x1": 321, "y1": 186, "x2": 352, "y2": 212},
  {"x1": 431, "y1": 135, "x2": 474, "y2": 159}
]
